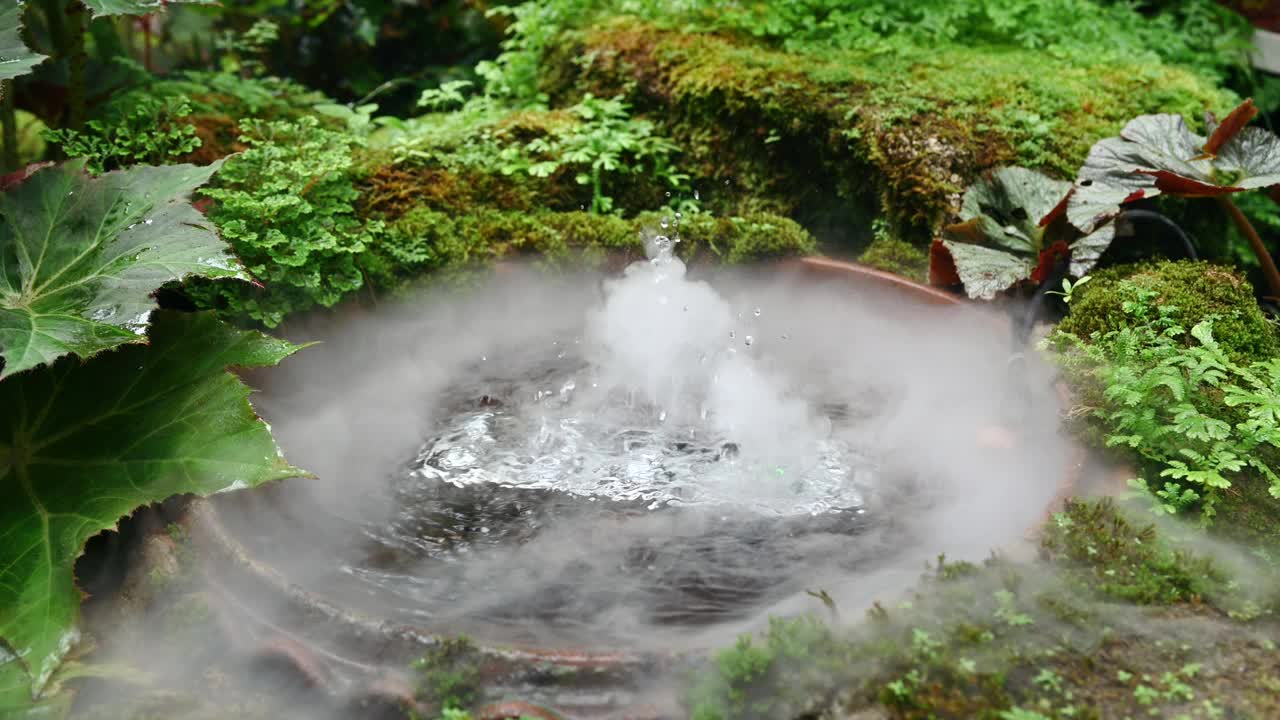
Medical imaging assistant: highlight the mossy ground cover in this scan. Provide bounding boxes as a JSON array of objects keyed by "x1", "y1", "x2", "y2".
[
  {"x1": 541, "y1": 15, "x2": 1235, "y2": 259},
  {"x1": 1052, "y1": 261, "x2": 1280, "y2": 549},
  {"x1": 684, "y1": 499, "x2": 1280, "y2": 720}
]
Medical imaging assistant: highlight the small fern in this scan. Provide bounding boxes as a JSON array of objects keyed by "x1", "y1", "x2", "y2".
[{"x1": 1051, "y1": 289, "x2": 1280, "y2": 520}]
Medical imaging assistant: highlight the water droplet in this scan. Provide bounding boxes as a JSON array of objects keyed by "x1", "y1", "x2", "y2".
[
  {"x1": 658, "y1": 410, "x2": 667, "y2": 422},
  {"x1": 728, "y1": 330, "x2": 735, "y2": 339},
  {"x1": 694, "y1": 189, "x2": 700, "y2": 200},
  {"x1": 480, "y1": 355, "x2": 487, "y2": 362},
  {"x1": 744, "y1": 335, "x2": 754, "y2": 347},
  {"x1": 660, "y1": 216, "x2": 669, "y2": 229},
  {"x1": 753, "y1": 307, "x2": 762, "y2": 317},
  {"x1": 665, "y1": 190, "x2": 671, "y2": 198},
  {"x1": 781, "y1": 333, "x2": 790, "y2": 340},
  {"x1": 480, "y1": 526, "x2": 490, "y2": 534},
  {"x1": 144, "y1": 218, "x2": 154, "y2": 225}
]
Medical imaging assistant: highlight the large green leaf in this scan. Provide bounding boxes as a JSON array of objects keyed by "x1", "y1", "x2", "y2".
[
  {"x1": 1, "y1": 654, "x2": 70, "y2": 719},
  {"x1": 0, "y1": 159, "x2": 244, "y2": 379},
  {"x1": 0, "y1": 4, "x2": 48, "y2": 84},
  {"x1": 0, "y1": 311, "x2": 306, "y2": 702},
  {"x1": 80, "y1": 0, "x2": 218, "y2": 18}
]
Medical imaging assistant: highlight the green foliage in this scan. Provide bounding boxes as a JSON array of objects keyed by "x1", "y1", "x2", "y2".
[
  {"x1": 0, "y1": 4, "x2": 47, "y2": 83},
  {"x1": 191, "y1": 116, "x2": 379, "y2": 327},
  {"x1": 80, "y1": 0, "x2": 217, "y2": 17},
  {"x1": 1041, "y1": 498, "x2": 1228, "y2": 604},
  {"x1": 411, "y1": 636, "x2": 481, "y2": 712},
  {"x1": 214, "y1": 18, "x2": 280, "y2": 77},
  {"x1": 857, "y1": 227, "x2": 929, "y2": 281},
  {"x1": 1050, "y1": 290, "x2": 1280, "y2": 519},
  {"x1": 0, "y1": 159, "x2": 243, "y2": 379},
  {"x1": 502, "y1": 94, "x2": 686, "y2": 214},
  {"x1": 686, "y1": 616, "x2": 846, "y2": 720},
  {"x1": 363, "y1": 207, "x2": 815, "y2": 289},
  {"x1": 624, "y1": 0, "x2": 1250, "y2": 80},
  {"x1": 489, "y1": 0, "x2": 1249, "y2": 89},
  {"x1": 1044, "y1": 275, "x2": 1091, "y2": 304},
  {"x1": 380, "y1": 93, "x2": 687, "y2": 216},
  {"x1": 0, "y1": 311, "x2": 304, "y2": 706},
  {"x1": 931, "y1": 166, "x2": 1111, "y2": 299},
  {"x1": 43, "y1": 95, "x2": 202, "y2": 173},
  {"x1": 1058, "y1": 261, "x2": 1280, "y2": 364},
  {"x1": 476, "y1": 0, "x2": 598, "y2": 105}
]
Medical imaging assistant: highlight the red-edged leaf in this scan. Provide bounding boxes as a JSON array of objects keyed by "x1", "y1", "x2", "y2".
[
  {"x1": 1137, "y1": 169, "x2": 1244, "y2": 197},
  {"x1": 0, "y1": 162, "x2": 53, "y2": 193},
  {"x1": 1215, "y1": 126, "x2": 1280, "y2": 190},
  {"x1": 929, "y1": 238, "x2": 962, "y2": 287},
  {"x1": 941, "y1": 217, "x2": 986, "y2": 245},
  {"x1": 1068, "y1": 222, "x2": 1116, "y2": 278},
  {"x1": 1031, "y1": 240, "x2": 1070, "y2": 283},
  {"x1": 1203, "y1": 99, "x2": 1257, "y2": 157},
  {"x1": 1039, "y1": 187, "x2": 1072, "y2": 228},
  {"x1": 936, "y1": 240, "x2": 1034, "y2": 300},
  {"x1": 957, "y1": 166, "x2": 1071, "y2": 254}
]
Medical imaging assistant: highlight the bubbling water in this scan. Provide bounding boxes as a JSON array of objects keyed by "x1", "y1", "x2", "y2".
[
  {"x1": 228, "y1": 232, "x2": 1066, "y2": 649},
  {"x1": 406, "y1": 228, "x2": 871, "y2": 517}
]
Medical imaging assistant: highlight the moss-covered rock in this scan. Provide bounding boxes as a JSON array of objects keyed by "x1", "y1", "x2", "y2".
[
  {"x1": 362, "y1": 206, "x2": 816, "y2": 289},
  {"x1": 542, "y1": 17, "x2": 1235, "y2": 248},
  {"x1": 1058, "y1": 260, "x2": 1279, "y2": 363},
  {"x1": 857, "y1": 234, "x2": 929, "y2": 282}
]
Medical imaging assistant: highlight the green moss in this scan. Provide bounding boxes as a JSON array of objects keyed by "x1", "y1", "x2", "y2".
[
  {"x1": 544, "y1": 18, "x2": 1234, "y2": 246},
  {"x1": 1040, "y1": 498, "x2": 1228, "y2": 606},
  {"x1": 363, "y1": 207, "x2": 815, "y2": 289},
  {"x1": 857, "y1": 234, "x2": 929, "y2": 281},
  {"x1": 1058, "y1": 260, "x2": 1279, "y2": 363},
  {"x1": 411, "y1": 636, "x2": 482, "y2": 712},
  {"x1": 687, "y1": 616, "x2": 849, "y2": 720}
]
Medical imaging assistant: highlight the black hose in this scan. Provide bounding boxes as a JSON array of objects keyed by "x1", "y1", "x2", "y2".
[{"x1": 1118, "y1": 209, "x2": 1199, "y2": 262}]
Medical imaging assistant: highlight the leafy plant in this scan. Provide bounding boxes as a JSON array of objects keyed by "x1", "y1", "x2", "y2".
[
  {"x1": 497, "y1": 94, "x2": 686, "y2": 213},
  {"x1": 1050, "y1": 289, "x2": 1280, "y2": 519},
  {"x1": 411, "y1": 636, "x2": 481, "y2": 712},
  {"x1": 190, "y1": 116, "x2": 379, "y2": 327},
  {"x1": 214, "y1": 18, "x2": 280, "y2": 77},
  {"x1": 419, "y1": 80, "x2": 474, "y2": 112},
  {"x1": 1045, "y1": 275, "x2": 1091, "y2": 304},
  {"x1": 1067, "y1": 98, "x2": 1280, "y2": 297},
  {"x1": 686, "y1": 616, "x2": 846, "y2": 720},
  {"x1": 0, "y1": 310, "x2": 304, "y2": 708},
  {"x1": 0, "y1": 4, "x2": 48, "y2": 84},
  {"x1": 0, "y1": 159, "x2": 244, "y2": 378},
  {"x1": 43, "y1": 95, "x2": 202, "y2": 173},
  {"x1": 380, "y1": 93, "x2": 687, "y2": 216},
  {"x1": 928, "y1": 166, "x2": 1112, "y2": 300}
]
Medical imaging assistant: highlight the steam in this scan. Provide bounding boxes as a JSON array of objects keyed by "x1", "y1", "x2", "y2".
[
  {"x1": 210, "y1": 245, "x2": 1075, "y2": 653},
  {"x1": 72, "y1": 241, "x2": 1097, "y2": 717}
]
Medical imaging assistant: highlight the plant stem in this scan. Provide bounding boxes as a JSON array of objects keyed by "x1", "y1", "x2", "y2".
[
  {"x1": 1, "y1": 81, "x2": 17, "y2": 172},
  {"x1": 1217, "y1": 195, "x2": 1280, "y2": 298},
  {"x1": 66, "y1": 1, "x2": 88, "y2": 129}
]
